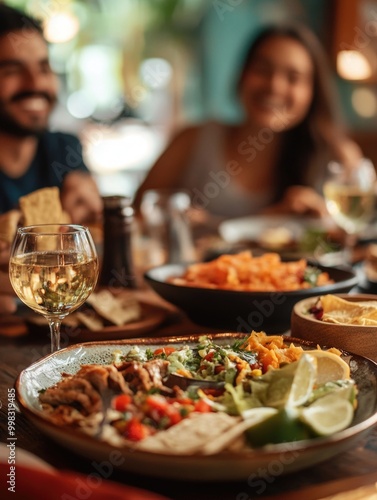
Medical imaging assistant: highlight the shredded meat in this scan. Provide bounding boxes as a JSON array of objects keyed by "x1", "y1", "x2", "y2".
[
  {"x1": 39, "y1": 360, "x2": 169, "y2": 427},
  {"x1": 116, "y1": 359, "x2": 169, "y2": 392},
  {"x1": 39, "y1": 376, "x2": 102, "y2": 415},
  {"x1": 39, "y1": 364, "x2": 131, "y2": 416},
  {"x1": 75, "y1": 364, "x2": 131, "y2": 394},
  {"x1": 40, "y1": 404, "x2": 87, "y2": 426}
]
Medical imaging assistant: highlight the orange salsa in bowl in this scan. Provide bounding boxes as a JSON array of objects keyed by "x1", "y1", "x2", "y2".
[{"x1": 169, "y1": 251, "x2": 333, "y2": 292}]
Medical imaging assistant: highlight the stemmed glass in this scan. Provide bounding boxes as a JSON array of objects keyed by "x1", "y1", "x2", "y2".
[
  {"x1": 9, "y1": 224, "x2": 98, "y2": 352},
  {"x1": 323, "y1": 158, "x2": 376, "y2": 264}
]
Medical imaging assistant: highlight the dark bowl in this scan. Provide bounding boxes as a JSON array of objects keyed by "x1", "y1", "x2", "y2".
[{"x1": 144, "y1": 264, "x2": 358, "y2": 334}]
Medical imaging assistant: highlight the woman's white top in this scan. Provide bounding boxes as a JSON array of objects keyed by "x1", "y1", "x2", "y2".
[{"x1": 181, "y1": 121, "x2": 276, "y2": 218}]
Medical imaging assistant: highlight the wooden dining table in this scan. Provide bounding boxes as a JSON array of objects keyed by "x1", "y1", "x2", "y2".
[{"x1": 1, "y1": 287, "x2": 377, "y2": 500}]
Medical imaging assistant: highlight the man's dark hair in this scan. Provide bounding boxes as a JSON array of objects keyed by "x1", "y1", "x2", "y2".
[{"x1": 0, "y1": 4, "x2": 43, "y2": 38}]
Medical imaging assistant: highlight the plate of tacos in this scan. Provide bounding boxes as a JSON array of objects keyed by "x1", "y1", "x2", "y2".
[{"x1": 15, "y1": 332, "x2": 377, "y2": 480}]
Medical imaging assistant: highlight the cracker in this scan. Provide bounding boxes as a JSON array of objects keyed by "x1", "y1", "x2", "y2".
[
  {"x1": 0, "y1": 209, "x2": 21, "y2": 244},
  {"x1": 19, "y1": 187, "x2": 67, "y2": 225},
  {"x1": 75, "y1": 310, "x2": 104, "y2": 331},
  {"x1": 86, "y1": 289, "x2": 142, "y2": 326}
]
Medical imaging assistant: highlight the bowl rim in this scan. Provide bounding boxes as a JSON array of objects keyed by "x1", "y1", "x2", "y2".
[
  {"x1": 292, "y1": 293, "x2": 377, "y2": 327},
  {"x1": 144, "y1": 263, "x2": 359, "y2": 297}
]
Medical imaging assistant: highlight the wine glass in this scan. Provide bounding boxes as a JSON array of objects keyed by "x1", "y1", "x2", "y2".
[
  {"x1": 9, "y1": 224, "x2": 99, "y2": 352},
  {"x1": 323, "y1": 158, "x2": 376, "y2": 264}
]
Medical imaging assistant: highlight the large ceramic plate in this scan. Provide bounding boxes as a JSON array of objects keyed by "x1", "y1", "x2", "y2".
[
  {"x1": 144, "y1": 264, "x2": 358, "y2": 333},
  {"x1": 15, "y1": 334, "x2": 377, "y2": 481}
]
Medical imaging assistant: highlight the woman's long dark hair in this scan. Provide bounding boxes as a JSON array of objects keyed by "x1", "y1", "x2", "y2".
[{"x1": 237, "y1": 24, "x2": 346, "y2": 199}]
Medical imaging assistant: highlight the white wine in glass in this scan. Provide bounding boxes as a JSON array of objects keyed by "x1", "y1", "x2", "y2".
[
  {"x1": 323, "y1": 159, "x2": 376, "y2": 262},
  {"x1": 9, "y1": 224, "x2": 98, "y2": 352}
]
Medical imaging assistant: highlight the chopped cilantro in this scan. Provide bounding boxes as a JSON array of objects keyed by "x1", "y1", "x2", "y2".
[
  {"x1": 303, "y1": 266, "x2": 321, "y2": 287},
  {"x1": 145, "y1": 348, "x2": 154, "y2": 360},
  {"x1": 231, "y1": 338, "x2": 248, "y2": 351}
]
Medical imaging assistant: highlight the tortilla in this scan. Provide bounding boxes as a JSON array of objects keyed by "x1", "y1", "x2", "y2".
[
  {"x1": 135, "y1": 412, "x2": 241, "y2": 455},
  {"x1": 320, "y1": 294, "x2": 377, "y2": 325}
]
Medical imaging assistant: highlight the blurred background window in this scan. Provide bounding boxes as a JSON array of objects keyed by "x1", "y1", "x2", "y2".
[{"x1": 4, "y1": 0, "x2": 377, "y2": 196}]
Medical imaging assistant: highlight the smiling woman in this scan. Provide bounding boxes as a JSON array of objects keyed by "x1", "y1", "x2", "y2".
[{"x1": 134, "y1": 23, "x2": 362, "y2": 219}]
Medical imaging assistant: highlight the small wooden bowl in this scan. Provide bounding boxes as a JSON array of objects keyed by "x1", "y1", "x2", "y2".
[{"x1": 291, "y1": 294, "x2": 377, "y2": 361}]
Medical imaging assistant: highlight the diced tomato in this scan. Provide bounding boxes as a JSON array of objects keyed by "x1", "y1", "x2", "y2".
[
  {"x1": 147, "y1": 396, "x2": 184, "y2": 426},
  {"x1": 214, "y1": 364, "x2": 225, "y2": 374},
  {"x1": 166, "y1": 407, "x2": 182, "y2": 425},
  {"x1": 125, "y1": 418, "x2": 150, "y2": 441},
  {"x1": 194, "y1": 400, "x2": 212, "y2": 413},
  {"x1": 113, "y1": 394, "x2": 132, "y2": 412},
  {"x1": 146, "y1": 395, "x2": 169, "y2": 413},
  {"x1": 153, "y1": 347, "x2": 176, "y2": 356},
  {"x1": 202, "y1": 388, "x2": 224, "y2": 397},
  {"x1": 249, "y1": 362, "x2": 261, "y2": 370},
  {"x1": 204, "y1": 351, "x2": 215, "y2": 361}
]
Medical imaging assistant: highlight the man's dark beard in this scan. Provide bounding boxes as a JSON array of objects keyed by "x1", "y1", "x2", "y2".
[
  {"x1": 0, "y1": 92, "x2": 56, "y2": 137},
  {"x1": 0, "y1": 110, "x2": 47, "y2": 137}
]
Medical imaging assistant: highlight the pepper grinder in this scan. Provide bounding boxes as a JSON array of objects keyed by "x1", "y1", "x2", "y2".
[{"x1": 98, "y1": 195, "x2": 137, "y2": 289}]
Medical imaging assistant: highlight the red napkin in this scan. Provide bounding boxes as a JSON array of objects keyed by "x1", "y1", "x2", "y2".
[{"x1": 1, "y1": 463, "x2": 170, "y2": 500}]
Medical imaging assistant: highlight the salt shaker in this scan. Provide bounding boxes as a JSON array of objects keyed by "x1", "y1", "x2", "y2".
[
  {"x1": 140, "y1": 189, "x2": 196, "y2": 265},
  {"x1": 98, "y1": 195, "x2": 137, "y2": 289}
]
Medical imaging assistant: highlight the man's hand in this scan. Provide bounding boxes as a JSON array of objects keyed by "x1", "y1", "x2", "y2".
[{"x1": 60, "y1": 172, "x2": 103, "y2": 224}]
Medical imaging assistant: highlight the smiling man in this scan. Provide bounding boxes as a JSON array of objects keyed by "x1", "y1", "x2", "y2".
[
  {"x1": 0, "y1": 4, "x2": 102, "y2": 224},
  {"x1": 0, "y1": 4, "x2": 103, "y2": 315}
]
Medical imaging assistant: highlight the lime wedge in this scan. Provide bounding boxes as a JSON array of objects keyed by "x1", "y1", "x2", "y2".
[
  {"x1": 300, "y1": 393, "x2": 354, "y2": 436},
  {"x1": 242, "y1": 407, "x2": 278, "y2": 421},
  {"x1": 253, "y1": 353, "x2": 317, "y2": 408},
  {"x1": 304, "y1": 350, "x2": 350, "y2": 385},
  {"x1": 308, "y1": 379, "x2": 357, "y2": 406},
  {"x1": 245, "y1": 407, "x2": 312, "y2": 447},
  {"x1": 287, "y1": 353, "x2": 317, "y2": 407}
]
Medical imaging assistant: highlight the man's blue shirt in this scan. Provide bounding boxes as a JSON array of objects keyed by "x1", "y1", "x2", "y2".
[{"x1": 0, "y1": 131, "x2": 89, "y2": 213}]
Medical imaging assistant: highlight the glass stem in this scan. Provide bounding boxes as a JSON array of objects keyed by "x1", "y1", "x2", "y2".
[
  {"x1": 48, "y1": 317, "x2": 62, "y2": 352},
  {"x1": 343, "y1": 232, "x2": 357, "y2": 267}
]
